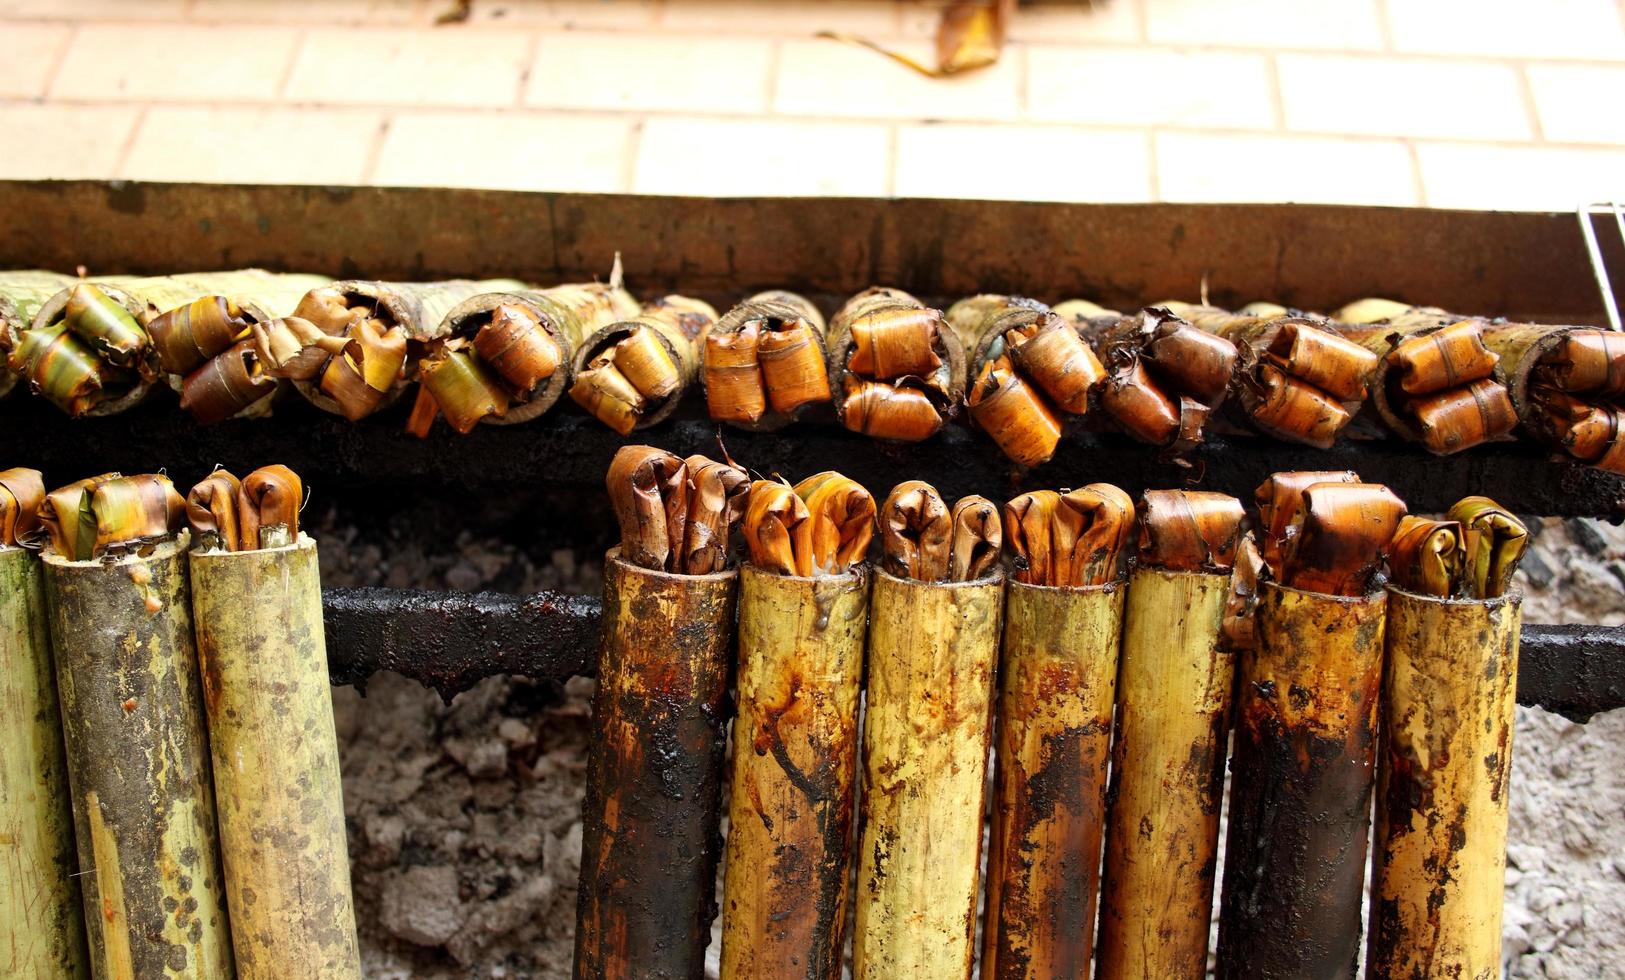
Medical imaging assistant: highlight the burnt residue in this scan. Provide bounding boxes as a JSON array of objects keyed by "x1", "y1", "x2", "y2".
[{"x1": 573, "y1": 556, "x2": 736, "y2": 980}]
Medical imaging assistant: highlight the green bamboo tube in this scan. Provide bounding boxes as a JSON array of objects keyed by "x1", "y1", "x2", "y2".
[
  {"x1": 1096, "y1": 565, "x2": 1233, "y2": 980},
  {"x1": 1215, "y1": 582, "x2": 1386, "y2": 980},
  {"x1": 1, "y1": 544, "x2": 90, "y2": 978},
  {"x1": 982, "y1": 578, "x2": 1124, "y2": 980},
  {"x1": 1368, "y1": 588, "x2": 1521, "y2": 980},
  {"x1": 0, "y1": 270, "x2": 76, "y2": 399},
  {"x1": 721, "y1": 564, "x2": 868, "y2": 980},
  {"x1": 853, "y1": 567, "x2": 1003, "y2": 980},
  {"x1": 43, "y1": 534, "x2": 234, "y2": 979},
  {"x1": 189, "y1": 535, "x2": 359, "y2": 978},
  {"x1": 575, "y1": 550, "x2": 737, "y2": 980}
]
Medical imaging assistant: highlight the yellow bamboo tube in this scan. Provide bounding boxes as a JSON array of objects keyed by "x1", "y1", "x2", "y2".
[
  {"x1": 721, "y1": 564, "x2": 869, "y2": 980},
  {"x1": 982, "y1": 578, "x2": 1124, "y2": 980},
  {"x1": 43, "y1": 534, "x2": 235, "y2": 980},
  {"x1": 1, "y1": 544, "x2": 90, "y2": 978},
  {"x1": 1095, "y1": 564, "x2": 1233, "y2": 980},
  {"x1": 1367, "y1": 588, "x2": 1521, "y2": 980},
  {"x1": 189, "y1": 536, "x2": 360, "y2": 978},
  {"x1": 854, "y1": 567, "x2": 1003, "y2": 980}
]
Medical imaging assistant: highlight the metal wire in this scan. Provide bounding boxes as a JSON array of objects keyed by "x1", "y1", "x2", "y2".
[{"x1": 1577, "y1": 202, "x2": 1623, "y2": 331}]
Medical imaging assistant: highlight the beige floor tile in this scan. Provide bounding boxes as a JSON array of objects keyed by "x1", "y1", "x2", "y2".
[
  {"x1": 896, "y1": 123, "x2": 1151, "y2": 201},
  {"x1": 457, "y1": 0, "x2": 660, "y2": 28},
  {"x1": 191, "y1": 0, "x2": 423, "y2": 25},
  {"x1": 526, "y1": 33, "x2": 773, "y2": 113},
  {"x1": 286, "y1": 27, "x2": 531, "y2": 107},
  {"x1": 633, "y1": 116, "x2": 890, "y2": 195},
  {"x1": 1416, "y1": 142, "x2": 1625, "y2": 210},
  {"x1": 51, "y1": 24, "x2": 301, "y2": 102},
  {"x1": 1278, "y1": 54, "x2": 1533, "y2": 140},
  {"x1": 1527, "y1": 63, "x2": 1625, "y2": 144},
  {"x1": 374, "y1": 110, "x2": 633, "y2": 190},
  {"x1": 774, "y1": 38, "x2": 1021, "y2": 120},
  {"x1": 1028, "y1": 47, "x2": 1274, "y2": 129},
  {"x1": 898, "y1": 0, "x2": 1141, "y2": 42},
  {"x1": 1157, "y1": 131, "x2": 1419, "y2": 205},
  {"x1": 0, "y1": 103, "x2": 140, "y2": 179},
  {"x1": 121, "y1": 106, "x2": 382, "y2": 184},
  {"x1": 0, "y1": 0, "x2": 187, "y2": 19},
  {"x1": 1386, "y1": 0, "x2": 1625, "y2": 61},
  {"x1": 0, "y1": 23, "x2": 70, "y2": 98},
  {"x1": 661, "y1": 0, "x2": 897, "y2": 36},
  {"x1": 1144, "y1": 0, "x2": 1383, "y2": 50}
]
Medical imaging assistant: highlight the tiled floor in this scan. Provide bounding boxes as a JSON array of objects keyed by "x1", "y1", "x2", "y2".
[{"x1": 1, "y1": 0, "x2": 1623, "y2": 209}]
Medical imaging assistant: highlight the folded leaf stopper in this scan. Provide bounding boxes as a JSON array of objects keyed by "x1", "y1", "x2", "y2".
[
  {"x1": 881, "y1": 481, "x2": 999, "y2": 582},
  {"x1": 1003, "y1": 483, "x2": 1132, "y2": 587},
  {"x1": 834, "y1": 288, "x2": 957, "y2": 442},
  {"x1": 1097, "y1": 307, "x2": 1237, "y2": 452},
  {"x1": 1136, "y1": 489, "x2": 1246, "y2": 572},
  {"x1": 1446, "y1": 496, "x2": 1527, "y2": 599},
  {"x1": 12, "y1": 284, "x2": 153, "y2": 417},
  {"x1": 703, "y1": 292, "x2": 831, "y2": 426},
  {"x1": 185, "y1": 465, "x2": 303, "y2": 551},
  {"x1": 0, "y1": 467, "x2": 45, "y2": 547},
  {"x1": 607, "y1": 446, "x2": 748, "y2": 574},
  {"x1": 1276, "y1": 480, "x2": 1407, "y2": 596},
  {"x1": 41, "y1": 473, "x2": 185, "y2": 561}
]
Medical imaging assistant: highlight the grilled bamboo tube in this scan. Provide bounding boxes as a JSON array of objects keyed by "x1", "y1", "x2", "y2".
[
  {"x1": 279, "y1": 278, "x2": 524, "y2": 421},
  {"x1": 1078, "y1": 304, "x2": 1240, "y2": 452},
  {"x1": 827, "y1": 287, "x2": 965, "y2": 442},
  {"x1": 41, "y1": 475, "x2": 233, "y2": 979},
  {"x1": 571, "y1": 296, "x2": 718, "y2": 433},
  {"x1": 1332, "y1": 299, "x2": 1518, "y2": 454},
  {"x1": 1474, "y1": 317, "x2": 1625, "y2": 471},
  {"x1": 722, "y1": 474, "x2": 872, "y2": 979},
  {"x1": 983, "y1": 485, "x2": 1131, "y2": 979},
  {"x1": 12, "y1": 282, "x2": 151, "y2": 417},
  {"x1": 186, "y1": 467, "x2": 360, "y2": 978},
  {"x1": 704, "y1": 291, "x2": 832, "y2": 431},
  {"x1": 418, "y1": 277, "x2": 640, "y2": 433},
  {"x1": 0, "y1": 271, "x2": 75, "y2": 400},
  {"x1": 1369, "y1": 500, "x2": 1526, "y2": 979},
  {"x1": 1215, "y1": 478, "x2": 1405, "y2": 980},
  {"x1": 947, "y1": 294, "x2": 1105, "y2": 466},
  {"x1": 1165, "y1": 302, "x2": 1379, "y2": 448},
  {"x1": 1096, "y1": 490, "x2": 1246, "y2": 980},
  {"x1": 0, "y1": 468, "x2": 89, "y2": 978}
]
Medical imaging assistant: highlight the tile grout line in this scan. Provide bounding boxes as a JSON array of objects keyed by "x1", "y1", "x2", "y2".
[
  {"x1": 1265, "y1": 51, "x2": 1286, "y2": 132},
  {"x1": 275, "y1": 28, "x2": 308, "y2": 101},
  {"x1": 1403, "y1": 138, "x2": 1427, "y2": 207},
  {"x1": 39, "y1": 22, "x2": 79, "y2": 99},
  {"x1": 1145, "y1": 127, "x2": 1161, "y2": 201},
  {"x1": 360, "y1": 115, "x2": 393, "y2": 185},
  {"x1": 1516, "y1": 61, "x2": 1547, "y2": 143},
  {"x1": 621, "y1": 117, "x2": 645, "y2": 194},
  {"x1": 1373, "y1": 0, "x2": 1396, "y2": 53},
  {"x1": 109, "y1": 104, "x2": 149, "y2": 181},
  {"x1": 517, "y1": 28, "x2": 543, "y2": 107}
]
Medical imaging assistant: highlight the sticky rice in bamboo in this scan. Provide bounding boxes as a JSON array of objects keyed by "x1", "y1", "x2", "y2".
[
  {"x1": 1076, "y1": 304, "x2": 1240, "y2": 452},
  {"x1": 827, "y1": 287, "x2": 966, "y2": 443},
  {"x1": 570, "y1": 296, "x2": 718, "y2": 434},
  {"x1": 0, "y1": 271, "x2": 75, "y2": 400},
  {"x1": 704, "y1": 291, "x2": 833, "y2": 431}
]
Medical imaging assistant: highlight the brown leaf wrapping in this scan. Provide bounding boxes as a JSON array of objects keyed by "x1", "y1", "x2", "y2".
[
  {"x1": 186, "y1": 470, "x2": 243, "y2": 551},
  {"x1": 1536, "y1": 329, "x2": 1625, "y2": 397},
  {"x1": 880, "y1": 480, "x2": 951, "y2": 582},
  {"x1": 148, "y1": 295, "x2": 254, "y2": 376},
  {"x1": 87, "y1": 474, "x2": 187, "y2": 558},
  {"x1": 1541, "y1": 392, "x2": 1624, "y2": 464},
  {"x1": 570, "y1": 356, "x2": 643, "y2": 436},
  {"x1": 1136, "y1": 489, "x2": 1246, "y2": 572},
  {"x1": 607, "y1": 446, "x2": 688, "y2": 573},
  {"x1": 1246, "y1": 363, "x2": 1353, "y2": 450},
  {"x1": 758, "y1": 319, "x2": 832, "y2": 415},
  {"x1": 414, "y1": 348, "x2": 511, "y2": 435},
  {"x1": 39, "y1": 473, "x2": 119, "y2": 561},
  {"x1": 1264, "y1": 322, "x2": 1376, "y2": 403},
  {"x1": 1100, "y1": 359, "x2": 1181, "y2": 446},
  {"x1": 1005, "y1": 484, "x2": 1132, "y2": 587},
  {"x1": 609, "y1": 327, "x2": 682, "y2": 401},
  {"x1": 179, "y1": 339, "x2": 278, "y2": 424},
  {"x1": 1387, "y1": 516, "x2": 1465, "y2": 598},
  {"x1": 319, "y1": 320, "x2": 408, "y2": 421},
  {"x1": 474, "y1": 303, "x2": 561, "y2": 395},
  {"x1": 1447, "y1": 496, "x2": 1528, "y2": 599},
  {"x1": 1005, "y1": 314, "x2": 1103, "y2": 415},
  {"x1": 791, "y1": 472, "x2": 875, "y2": 577},
  {"x1": 840, "y1": 378, "x2": 944, "y2": 441},
  {"x1": 704, "y1": 291, "x2": 829, "y2": 427},
  {"x1": 251, "y1": 317, "x2": 345, "y2": 381},
  {"x1": 742, "y1": 480, "x2": 809, "y2": 575},
  {"x1": 682, "y1": 455, "x2": 751, "y2": 576},
  {"x1": 0, "y1": 466, "x2": 45, "y2": 547},
  {"x1": 1408, "y1": 376, "x2": 1518, "y2": 454},
  {"x1": 1254, "y1": 470, "x2": 1359, "y2": 570},
  {"x1": 1221, "y1": 533, "x2": 1265, "y2": 650},
  {"x1": 848, "y1": 306, "x2": 942, "y2": 379},
  {"x1": 967, "y1": 358, "x2": 1062, "y2": 467},
  {"x1": 1143, "y1": 314, "x2": 1238, "y2": 405},
  {"x1": 1278, "y1": 482, "x2": 1407, "y2": 596},
  {"x1": 704, "y1": 321, "x2": 766, "y2": 424},
  {"x1": 240, "y1": 464, "x2": 302, "y2": 549},
  {"x1": 948, "y1": 495, "x2": 1001, "y2": 582},
  {"x1": 1387, "y1": 320, "x2": 1500, "y2": 397}
]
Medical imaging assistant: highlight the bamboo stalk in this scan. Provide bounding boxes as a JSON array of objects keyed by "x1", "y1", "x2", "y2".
[
  {"x1": 0, "y1": 468, "x2": 89, "y2": 978},
  {"x1": 853, "y1": 564, "x2": 1003, "y2": 980},
  {"x1": 1087, "y1": 306, "x2": 1239, "y2": 451},
  {"x1": 703, "y1": 291, "x2": 832, "y2": 431},
  {"x1": 826, "y1": 287, "x2": 965, "y2": 442},
  {"x1": 1479, "y1": 319, "x2": 1625, "y2": 471},
  {"x1": 1095, "y1": 490, "x2": 1245, "y2": 980},
  {"x1": 983, "y1": 497, "x2": 1127, "y2": 979},
  {"x1": 184, "y1": 467, "x2": 358, "y2": 978},
  {"x1": 571, "y1": 296, "x2": 718, "y2": 433},
  {"x1": 42, "y1": 515, "x2": 234, "y2": 979},
  {"x1": 0, "y1": 271, "x2": 76, "y2": 400}
]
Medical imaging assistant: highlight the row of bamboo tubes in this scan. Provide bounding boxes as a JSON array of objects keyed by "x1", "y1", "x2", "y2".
[
  {"x1": 579, "y1": 449, "x2": 1527, "y2": 980},
  {"x1": 1, "y1": 270, "x2": 1621, "y2": 473},
  {"x1": 0, "y1": 466, "x2": 358, "y2": 980}
]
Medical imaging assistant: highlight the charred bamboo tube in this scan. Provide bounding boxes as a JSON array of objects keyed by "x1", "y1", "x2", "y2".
[
  {"x1": 1095, "y1": 490, "x2": 1245, "y2": 980},
  {"x1": 1332, "y1": 299, "x2": 1518, "y2": 454},
  {"x1": 279, "y1": 278, "x2": 524, "y2": 421},
  {"x1": 983, "y1": 485, "x2": 1130, "y2": 979},
  {"x1": 0, "y1": 270, "x2": 76, "y2": 400},
  {"x1": 0, "y1": 468, "x2": 89, "y2": 978},
  {"x1": 186, "y1": 467, "x2": 359, "y2": 978},
  {"x1": 1087, "y1": 306, "x2": 1239, "y2": 452},
  {"x1": 1166, "y1": 302, "x2": 1379, "y2": 448},
  {"x1": 419, "y1": 278, "x2": 640, "y2": 433},
  {"x1": 1474, "y1": 318, "x2": 1625, "y2": 471},
  {"x1": 704, "y1": 291, "x2": 832, "y2": 431},
  {"x1": 853, "y1": 564, "x2": 1003, "y2": 979},
  {"x1": 42, "y1": 491, "x2": 233, "y2": 979},
  {"x1": 827, "y1": 287, "x2": 965, "y2": 442},
  {"x1": 720, "y1": 562, "x2": 869, "y2": 980},
  {"x1": 571, "y1": 296, "x2": 719, "y2": 433},
  {"x1": 947, "y1": 294, "x2": 1105, "y2": 465}
]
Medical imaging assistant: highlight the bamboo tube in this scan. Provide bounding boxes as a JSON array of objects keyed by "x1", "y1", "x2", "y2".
[
  {"x1": 1086, "y1": 305, "x2": 1239, "y2": 452},
  {"x1": 721, "y1": 562, "x2": 869, "y2": 980},
  {"x1": 184, "y1": 467, "x2": 359, "y2": 978},
  {"x1": 12, "y1": 283, "x2": 150, "y2": 417},
  {"x1": 0, "y1": 468, "x2": 89, "y2": 978},
  {"x1": 1096, "y1": 490, "x2": 1245, "y2": 980},
  {"x1": 703, "y1": 291, "x2": 832, "y2": 431},
  {"x1": 420, "y1": 278, "x2": 639, "y2": 432},
  {"x1": 853, "y1": 565, "x2": 1003, "y2": 980},
  {"x1": 1475, "y1": 319, "x2": 1625, "y2": 470},
  {"x1": 43, "y1": 509, "x2": 234, "y2": 979},
  {"x1": 826, "y1": 287, "x2": 965, "y2": 442},
  {"x1": 571, "y1": 295, "x2": 718, "y2": 433},
  {"x1": 983, "y1": 495, "x2": 1128, "y2": 980},
  {"x1": 0, "y1": 270, "x2": 76, "y2": 400}
]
